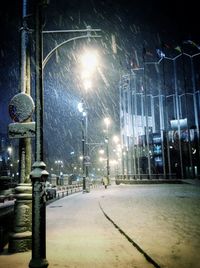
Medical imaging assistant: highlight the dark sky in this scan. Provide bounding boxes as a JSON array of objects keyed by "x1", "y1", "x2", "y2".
[
  {"x1": 0, "y1": 0, "x2": 199, "y2": 166},
  {"x1": 1, "y1": 0, "x2": 199, "y2": 121}
]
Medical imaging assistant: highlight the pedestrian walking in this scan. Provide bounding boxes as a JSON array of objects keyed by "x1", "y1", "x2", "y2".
[{"x1": 102, "y1": 176, "x2": 109, "y2": 189}]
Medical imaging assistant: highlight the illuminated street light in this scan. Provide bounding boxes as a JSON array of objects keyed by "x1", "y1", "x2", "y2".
[
  {"x1": 99, "y1": 156, "x2": 106, "y2": 162},
  {"x1": 99, "y1": 149, "x2": 104, "y2": 154},
  {"x1": 80, "y1": 50, "x2": 99, "y2": 92},
  {"x1": 80, "y1": 50, "x2": 98, "y2": 73},
  {"x1": 104, "y1": 117, "x2": 110, "y2": 130},
  {"x1": 103, "y1": 117, "x2": 111, "y2": 185},
  {"x1": 7, "y1": 146, "x2": 12, "y2": 155},
  {"x1": 113, "y1": 135, "x2": 119, "y2": 144},
  {"x1": 55, "y1": 160, "x2": 63, "y2": 174},
  {"x1": 77, "y1": 102, "x2": 84, "y2": 113}
]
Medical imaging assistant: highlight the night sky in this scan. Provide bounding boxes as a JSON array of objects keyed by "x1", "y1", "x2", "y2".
[{"x1": 0, "y1": 0, "x2": 199, "y2": 169}]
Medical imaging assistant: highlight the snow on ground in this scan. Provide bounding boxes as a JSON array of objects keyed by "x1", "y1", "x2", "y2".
[
  {"x1": 100, "y1": 183, "x2": 200, "y2": 268},
  {"x1": 1, "y1": 182, "x2": 200, "y2": 268}
]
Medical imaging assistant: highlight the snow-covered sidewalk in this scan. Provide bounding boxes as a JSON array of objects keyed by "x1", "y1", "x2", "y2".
[{"x1": 0, "y1": 182, "x2": 200, "y2": 268}]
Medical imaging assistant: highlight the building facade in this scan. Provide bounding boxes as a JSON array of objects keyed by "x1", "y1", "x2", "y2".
[{"x1": 119, "y1": 52, "x2": 200, "y2": 180}]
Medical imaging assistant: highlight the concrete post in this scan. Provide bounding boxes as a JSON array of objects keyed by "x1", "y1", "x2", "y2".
[
  {"x1": 8, "y1": 183, "x2": 32, "y2": 252},
  {"x1": 8, "y1": 0, "x2": 32, "y2": 252}
]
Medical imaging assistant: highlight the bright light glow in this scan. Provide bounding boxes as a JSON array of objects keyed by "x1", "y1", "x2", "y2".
[
  {"x1": 110, "y1": 159, "x2": 118, "y2": 165},
  {"x1": 99, "y1": 157, "x2": 106, "y2": 162},
  {"x1": 81, "y1": 69, "x2": 91, "y2": 80},
  {"x1": 113, "y1": 135, "x2": 119, "y2": 143},
  {"x1": 79, "y1": 50, "x2": 99, "y2": 91},
  {"x1": 78, "y1": 102, "x2": 83, "y2": 113},
  {"x1": 80, "y1": 50, "x2": 98, "y2": 72},
  {"x1": 99, "y1": 149, "x2": 104, "y2": 154},
  {"x1": 192, "y1": 148, "x2": 196, "y2": 154},
  {"x1": 55, "y1": 160, "x2": 63, "y2": 164},
  {"x1": 7, "y1": 146, "x2": 12, "y2": 154},
  {"x1": 104, "y1": 117, "x2": 110, "y2": 128},
  {"x1": 116, "y1": 144, "x2": 121, "y2": 151},
  {"x1": 83, "y1": 79, "x2": 92, "y2": 90}
]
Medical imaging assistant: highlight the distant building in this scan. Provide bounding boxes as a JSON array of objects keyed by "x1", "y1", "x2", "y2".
[{"x1": 119, "y1": 53, "x2": 200, "y2": 180}]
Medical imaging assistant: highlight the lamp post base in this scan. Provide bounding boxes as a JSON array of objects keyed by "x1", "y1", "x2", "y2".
[
  {"x1": 9, "y1": 231, "x2": 32, "y2": 253},
  {"x1": 29, "y1": 161, "x2": 49, "y2": 268},
  {"x1": 8, "y1": 183, "x2": 32, "y2": 253},
  {"x1": 82, "y1": 176, "x2": 86, "y2": 192},
  {"x1": 29, "y1": 258, "x2": 49, "y2": 268}
]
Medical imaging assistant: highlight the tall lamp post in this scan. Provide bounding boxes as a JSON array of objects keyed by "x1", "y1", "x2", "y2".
[
  {"x1": 104, "y1": 117, "x2": 111, "y2": 185},
  {"x1": 28, "y1": 1, "x2": 101, "y2": 265},
  {"x1": 29, "y1": 1, "x2": 49, "y2": 268},
  {"x1": 78, "y1": 50, "x2": 99, "y2": 192},
  {"x1": 78, "y1": 100, "x2": 87, "y2": 191}
]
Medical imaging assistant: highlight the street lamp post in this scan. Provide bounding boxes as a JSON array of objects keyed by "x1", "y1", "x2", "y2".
[
  {"x1": 28, "y1": 2, "x2": 101, "y2": 266},
  {"x1": 55, "y1": 160, "x2": 63, "y2": 185},
  {"x1": 78, "y1": 50, "x2": 99, "y2": 192},
  {"x1": 104, "y1": 117, "x2": 110, "y2": 185},
  {"x1": 78, "y1": 99, "x2": 88, "y2": 192},
  {"x1": 55, "y1": 160, "x2": 63, "y2": 175},
  {"x1": 105, "y1": 137, "x2": 110, "y2": 185},
  {"x1": 29, "y1": 1, "x2": 49, "y2": 268}
]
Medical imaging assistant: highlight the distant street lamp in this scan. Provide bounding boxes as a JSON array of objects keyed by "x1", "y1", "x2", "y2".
[
  {"x1": 113, "y1": 135, "x2": 119, "y2": 144},
  {"x1": 104, "y1": 117, "x2": 111, "y2": 185},
  {"x1": 7, "y1": 146, "x2": 12, "y2": 155},
  {"x1": 78, "y1": 99, "x2": 88, "y2": 191},
  {"x1": 99, "y1": 148, "x2": 104, "y2": 155},
  {"x1": 55, "y1": 160, "x2": 63, "y2": 184}
]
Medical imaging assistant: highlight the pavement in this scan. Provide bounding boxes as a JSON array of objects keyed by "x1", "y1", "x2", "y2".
[{"x1": 0, "y1": 180, "x2": 200, "y2": 268}]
